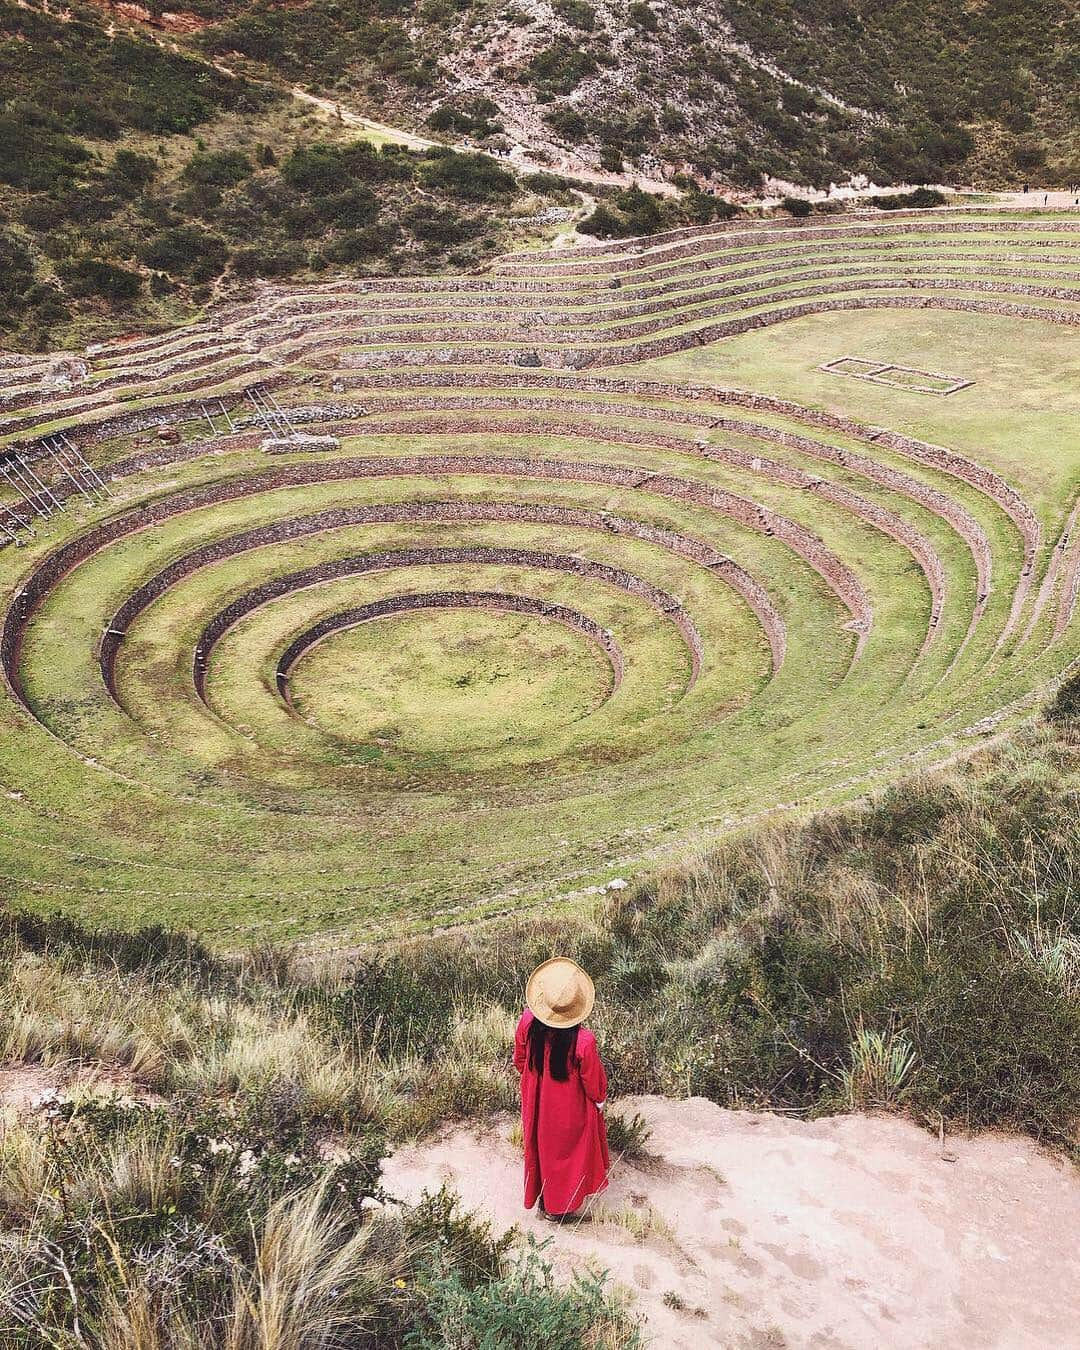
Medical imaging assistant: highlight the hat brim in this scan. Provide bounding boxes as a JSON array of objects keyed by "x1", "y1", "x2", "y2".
[{"x1": 525, "y1": 958, "x2": 595, "y2": 1028}]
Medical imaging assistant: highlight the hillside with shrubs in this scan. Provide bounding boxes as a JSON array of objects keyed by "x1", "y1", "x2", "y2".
[
  {"x1": 2, "y1": 0, "x2": 1077, "y2": 350},
  {"x1": 0, "y1": 0, "x2": 584, "y2": 351}
]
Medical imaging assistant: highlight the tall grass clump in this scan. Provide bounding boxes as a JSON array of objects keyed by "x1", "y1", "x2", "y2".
[
  {"x1": 310, "y1": 718, "x2": 1079, "y2": 1148},
  {"x1": 840, "y1": 1029, "x2": 918, "y2": 1109}
]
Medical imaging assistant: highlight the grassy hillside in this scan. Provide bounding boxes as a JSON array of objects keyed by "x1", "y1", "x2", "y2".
[{"x1": 0, "y1": 684, "x2": 1076, "y2": 1344}]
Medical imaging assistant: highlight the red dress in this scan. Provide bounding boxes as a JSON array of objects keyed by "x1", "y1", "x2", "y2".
[{"x1": 513, "y1": 1009, "x2": 610, "y2": 1215}]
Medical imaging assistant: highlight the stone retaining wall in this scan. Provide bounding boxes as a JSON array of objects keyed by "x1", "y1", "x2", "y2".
[
  {"x1": 220, "y1": 257, "x2": 1080, "y2": 339},
  {"x1": 273, "y1": 590, "x2": 627, "y2": 701},
  {"x1": 4, "y1": 466, "x2": 806, "y2": 713},
  {"x1": 331, "y1": 410, "x2": 942, "y2": 635},
  {"x1": 237, "y1": 279, "x2": 1080, "y2": 373},
  {"x1": 496, "y1": 218, "x2": 1080, "y2": 278},
  {"x1": 331, "y1": 366, "x2": 1040, "y2": 572},
  {"x1": 498, "y1": 209, "x2": 1080, "y2": 266},
  {"x1": 112, "y1": 531, "x2": 711, "y2": 706}
]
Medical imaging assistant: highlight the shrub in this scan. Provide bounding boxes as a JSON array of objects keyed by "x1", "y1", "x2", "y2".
[
  {"x1": 404, "y1": 205, "x2": 484, "y2": 246},
  {"x1": 322, "y1": 224, "x2": 400, "y2": 263},
  {"x1": 0, "y1": 231, "x2": 36, "y2": 303},
  {"x1": 419, "y1": 150, "x2": 516, "y2": 202},
  {"x1": 426, "y1": 96, "x2": 503, "y2": 137},
  {"x1": 59, "y1": 258, "x2": 143, "y2": 302},
  {"x1": 281, "y1": 141, "x2": 390, "y2": 195},
  {"x1": 627, "y1": 1, "x2": 658, "y2": 33},
  {"x1": 1045, "y1": 670, "x2": 1080, "y2": 725},
  {"x1": 528, "y1": 43, "x2": 597, "y2": 95},
  {"x1": 405, "y1": 1238, "x2": 641, "y2": 1348},
  {"x1": 0, "y1": 105, "x2": 90, "y2": 190},
  {"x1": 315, "y1": 186, "x2": 381, "y2": 228},
  {"x1": 781, "y1": 194, "x2": 813, "y2": 217},
  {"x1": 544, "y1": 105, "x2": 588, "y2": 140},
  {"x1": 521, "y1": 171, "x2": 577, "y2": 194},
  {"x1": 142, "y1": 225, "x2": 227, "y2": 281},
  {"x1": 182, "y1": 150, "x2": 252, "y2": 187},
  {"x1": 579, "y1": 184, "x2": 664, "y2": 238},
  {"x1": 108, "y1": 149, "x2": 158, "y2": 190},
  {"x1": 553, "y1": 0, "x2": 596, "y2": 30},
  {"x1": 872, "y1": 187, "x2": 947, "y2": 211}
]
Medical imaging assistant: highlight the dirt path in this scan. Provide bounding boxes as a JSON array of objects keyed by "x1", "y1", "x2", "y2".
[
  {"x1": 289, "y1": 88, "x2": 678, "y2": 196},
  {"x1": 382, "y1": 1096, "x2": 1080, "y2": 1348}
]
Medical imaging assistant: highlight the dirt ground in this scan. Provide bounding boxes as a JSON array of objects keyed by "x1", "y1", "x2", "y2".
[
  {"x1": 0, "y1": 1063, "x2": 156, "y2": 1111},
  {"x1": 382, "y1": 1096, "x2": 1080, "y2": 1349}
]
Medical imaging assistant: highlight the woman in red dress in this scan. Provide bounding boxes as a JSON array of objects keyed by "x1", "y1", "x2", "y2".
[{"x1": 513, "y1": 957, "x2": 610, "y2": 1219}]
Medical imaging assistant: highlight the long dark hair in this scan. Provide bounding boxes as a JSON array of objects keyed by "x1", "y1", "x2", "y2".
[{"x1": 527, "y1": 1017, "x2": 579, "y2": 1081}]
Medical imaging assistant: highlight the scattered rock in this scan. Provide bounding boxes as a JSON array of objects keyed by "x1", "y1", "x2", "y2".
[{"x1": 40, "y1": 357, "x2": 89, "y2": 392}]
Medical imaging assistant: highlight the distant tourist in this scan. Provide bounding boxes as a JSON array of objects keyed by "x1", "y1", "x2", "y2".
[{"x1": 514, "y1": 958, "x2": 610, "y2": 1221}]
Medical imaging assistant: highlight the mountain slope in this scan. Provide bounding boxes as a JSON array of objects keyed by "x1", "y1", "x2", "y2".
[
  {"x1": 195, "y1": 0, "x2": 1079, "y2": 189},
  {"x1": 2, "y1": 0, "x2": 1077, "y2": 351}
]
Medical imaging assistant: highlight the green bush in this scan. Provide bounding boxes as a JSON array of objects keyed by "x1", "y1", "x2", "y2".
[
  {"x1": 0, "y1": 105, "x2": 90, "y2": 190},
  {"x1": 281, "y1": 141, "x2": 398, "y2": 195},
  {"x1": 104, "y1": 149, "x2": 159, "y2": 195},
  {"x1": 521, "y1": 171, "x2": 577, "y2": 194},
  {"x1": 427, "y1": 96, "x2": 502, "y2": 137},
  {"x1": 553, "y1": 0, "x2": 596, "y2": 30},
  {"x1": 0, "y1": 230, "x2": 36, "y2": 303},
  {"x1": 141, "y1": 225, "x2": 227, "y2": 281},
  {"x1": 1045, "y1": 671, "x2": 1080, "y2": 725},
  {"x1": 182, "y1": 150, "x2": 252, "y2": 188},
  {"x1": 315, "y1": 186, "x2": 381, "y2": 229},
  {"x1": 528, "y1": 42, "x2": 597, "y2": 95},
  {"x1": 419, "y1": 150, "x2": 516, "y2": 202},
  {"x1": 544, "y1": 105, "x2": 589, "y2": 140},
  {"x1": 406, "y1": 1239, "x2": 640, "y2": 1349},
  {"x1": 781, "y1": 194, "x2": 813, "y2": 217},
  {"x1": 627, "y1": 1, "x2": 658, "y2": 33},
  {"x1": 873, "y1": 187, "x2": 947, "y2": 210},
  {"x1": 59, "y1": 258, "x2": 143, "y2": 302}
]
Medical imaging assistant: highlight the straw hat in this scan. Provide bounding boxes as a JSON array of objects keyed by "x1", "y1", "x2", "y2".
[{"x1": 526, "y1": 957, "x2": 595, "y2": 1028}]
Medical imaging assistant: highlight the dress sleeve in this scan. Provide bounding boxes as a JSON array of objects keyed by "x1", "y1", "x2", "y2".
[
  {"x1": 577, "y1": 1029, "x2": 608, "y2": 1105},
  {"x1": 513, "y1": 1010, "x2": 531, "y2": 1075}
]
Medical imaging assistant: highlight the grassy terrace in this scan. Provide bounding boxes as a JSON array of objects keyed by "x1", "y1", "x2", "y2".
[{"x1": 0, "y1": 210, "x2": 1077, "y2": 942}]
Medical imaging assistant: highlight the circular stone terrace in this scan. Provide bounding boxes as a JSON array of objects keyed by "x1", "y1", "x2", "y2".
[{"x1": 0, "y1": 207, "x2": 1077, "y2": 942}]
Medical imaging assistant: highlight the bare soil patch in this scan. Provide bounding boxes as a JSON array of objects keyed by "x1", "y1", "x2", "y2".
[{"x1": 382, "y1": 1096, "x2": 1080, "y2": 1348}]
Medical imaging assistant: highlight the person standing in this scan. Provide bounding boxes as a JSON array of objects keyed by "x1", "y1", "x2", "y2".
[{"x1": 514, "y1": 958, "x2": 610, "y2": 1220}]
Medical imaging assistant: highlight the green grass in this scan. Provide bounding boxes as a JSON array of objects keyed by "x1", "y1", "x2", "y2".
[
  {"x1": 2, "y1": 213, "x2": 1079, "y2": 940},
  {"x1": 636, "y1": 307, "x2": 1080, "y2": 524}
]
